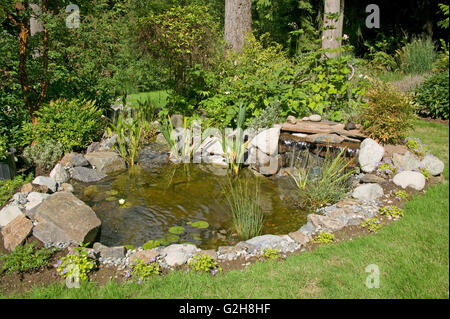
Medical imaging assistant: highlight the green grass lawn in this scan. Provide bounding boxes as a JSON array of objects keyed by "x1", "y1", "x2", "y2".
[
  {"x1": 3, "y1": 120, "x2": 449, "y2": 299},
  {"x1": 127, "y1": 90, "x2": 170, "y2": 109}
]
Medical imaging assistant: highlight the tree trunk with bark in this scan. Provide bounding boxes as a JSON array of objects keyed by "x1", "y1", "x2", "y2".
[
  {"x1": 224, "y1": 0, "x2": 252, "y2": 52},
  {"x1": 322, "y1": 0, "x2": 344, "y2": 58}
]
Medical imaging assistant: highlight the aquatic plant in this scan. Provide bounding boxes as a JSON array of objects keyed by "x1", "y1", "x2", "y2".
[{"x1": 224, "y1": 178, "x2": 264, "y2": 240}]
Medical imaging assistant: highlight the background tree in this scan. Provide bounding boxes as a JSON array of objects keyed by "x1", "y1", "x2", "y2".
[
  {"x1": 224, "y1": 0, "x2": 252, "y2": 51},
  {"x1": 322, "y1": 0, "x2": 344, "y2": 58}
]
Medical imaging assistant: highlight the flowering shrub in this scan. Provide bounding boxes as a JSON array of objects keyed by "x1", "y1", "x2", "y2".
[
  {"x1": 313, "y1": 231, "x2": 335, "y2": 244},
  {"x1": 0, "y1": 135, "x2": 8, "y2": 161},
  {"x1": 361, "y1": 218, "x2": 384, "y2": 232},
  {"x1": 56, "y1": 247, "x2": 97, "y2": 281},
  {"x1": 405, "y1": 137, "x2": 429, "y2": 157},
  {"x1": 125, "y1": 258, "x2": 161, "y2": 283},
  {"x1": 379, "y1": 205, "x2": 405, "y2": 218},
  {"x1": 375, "y1": 159, "x2": 397, "y2": 178},
  {"x1": 188, "y1": 255, "x2": 221, "y2": 275}
]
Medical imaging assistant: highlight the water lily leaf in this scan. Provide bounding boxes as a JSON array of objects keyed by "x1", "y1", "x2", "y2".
[
  {"x1": 188, "y1": 221, "x2": 209, "y2": 229},
  {"x1": 168, "y1": 226, "x2": 185, "y2": 235},
  {"x1": 142, "y1": 240, "x2": 161, "y2": 250},
  {"x1": 165, "y1": 234, "x2": 180, "y2": 243},
  {"x1": 191, "y1": 233, "x2": 201, "y2": 241},
  {"x1": 107, "y1": 190, "x2": 119, "y2": 196},
  {"x1": 181, "y1": 241, "x2": 196, "y2": 245},
  {"x1": 119, "y1": 202, "x2": 132, "y2": 208},
  {"x1": 105, "y1": 196, "x2": 117, "y2": 201}
]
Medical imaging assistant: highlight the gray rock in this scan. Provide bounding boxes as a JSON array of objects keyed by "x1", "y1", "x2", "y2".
[
  {"x1": 308, "y1": 114, "x2": 322, "y2": 122},
  {"x1": 84, "y1": 151, "x2": 126, "y2": 174},
  {"x1": 138, "y1": 143, "x2": 169, "y2": 167},
  {"x1": 0, "y1": 205, "x2": 24, "y2": 228},
  {"x1": 360, "y1": 174, "x2": 386, "y2": 184},
  {"x1": 352, "y1": 183, "x2": 384, "y2": 201},
  {"x1": 59, "y1": 183, "x2": 74, "y2": 193},
  {"x1": 307, "y1": 214, "x2": 346, "y2": 232},
  {"x1": 194, "y1": 136, "x2": 224, "y2": 158},
  {"x1": 245, "y1": 234, "x2": 289, "y2": 250},
  {"x1": 25, "y1": 192, "x2": 51, "y2": 211},
  {"x1": 70, "y1": 167, "x2": 107, "y2": 183},
  {"x1": 1, "y1": 214, "x2": 33, "y2": 251},
  {"x1": 60, "y1": 152, "x2": 89, "y2": 168},
  {"x1": 86, "y1": 142, "x2": 101, "y2": 153},
  {"x1": 286, "y1": 115, "x2": 297, "y2": 124},
  {"x1": 392, "y1": 151, "x2": 421, "y2": 171},
  {"x1": 155, "y1": 133, "x2": 169, "y2": 146},
  {"x1": 358, "y1": 138, "x2": 384, "y2": 173},
  {"x1": 170, "y1": 114, "x2": 184, "y2": 128},
  {"x1": 288, "y1": 231, "x2": 310, "y2": 246},
  {"x1": 393, "y1": 171, "x2": 426, "y2": 190},
  {"x1": 32, "y1": 192, "x2": 101, "y2": 245},
  {"x1": 161, "y1": 244, "x2": 200, "y2": 267},
  {"x1": 420, "y1": 155, "x2": 444, "y2": 176},
  {"x1": 248, "y1": 127, "x2": 280, "y2": 155},
  {"x1": 93, "y1": 242, "x2": 126, "y2": 259},
  {"x1": 32, "y1": 176, "x2": 57, "y2": 193},
  {"x1": 50, "y1": 164, "x2": 69, "y2": 184}
]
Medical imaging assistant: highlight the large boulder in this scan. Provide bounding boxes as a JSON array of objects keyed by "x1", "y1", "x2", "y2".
[
  {"x1": 352, "y1": 183, "x2": 384, "y2": 201},
  {"x1": 25, "y1": 192, "x2": 50, "y2": 211},
  {"x1": 307, "y1": 214, "x2": 346, "y2": 232},
  {"x1": 84, "y1": 151, "x2": 126, "y2": 174},
  {"x1": 32, "y1": 176, "x2": 57, "y2": 193},
  {"x1": 393, "y1": 171, "x2": 426, "y2": 190},
  {"x1": 245, "y1": 234, "x2": 299, "y2": 252},
  {"x1": 50, "y1": 164, "x2": 69, "y2": 184},
  {"x1": 392, "y1": 151, "x2": 420, "y2": 171},
  {"x1": 420, "y1": 155, "x2": 444, "y2": 176},
  {"x1": 93, "y1": 242, "x2": 126, "y2": 259},
  {"x1": 358, "y1": 138, "x2": 384, "y2": 173},
  {"x1": 60, "y1": 152, "x2": 89, "y2": 168},
  {"x1": 138, "y1": 143, "x2": 169, "y2": 168},
  {"x1": 70, "y1": 167, "x2": 107, "y2": 183},
  {"x1": 248, "y1": 127, "x2": 280, "y2": 155},
  {"x1": 32, "y1": 192, "x2": 101, "y2": 245},
  {"x1": 161, "y1": 244, "x2": 200, "y2": 267},
  {"x1": 1, "y1": 215, "x2": 33, "y2": 251},
  {"x1": 0, "y1": 205, "x2": 23, "y2": 228}
]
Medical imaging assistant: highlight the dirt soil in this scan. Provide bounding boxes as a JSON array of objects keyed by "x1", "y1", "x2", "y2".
[{"x1": 0, "y1": 169, "x2": 445, "y2": 297}]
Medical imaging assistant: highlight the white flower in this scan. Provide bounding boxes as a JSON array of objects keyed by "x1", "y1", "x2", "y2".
[
  {"x1": 343, "y1": 34, "x2": 349, "y2": 40},
  {"x1": 225, "y1": 91, "x2": 230, "y2": 95},
  {"x1": 119, "y1": 199, "x2": 125, "y2": 205}
]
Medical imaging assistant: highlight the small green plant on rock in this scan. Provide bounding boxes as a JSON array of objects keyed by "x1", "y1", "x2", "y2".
[
  {"x1": 313, "y1": 231, "x2": 335, "y2": 244},
  {"x1": 405, "y1": 137, "x2": 429, "y2": 157},
  {"x1": 262, "y1": 248, "x2": 284, "y2": 260},
  {"x1": 188, "y1": 255, "x2": 222, "y2": 275},
  {"x1": 361, "y1": 218, "x2": 384, "y2": 232},
  {"x1": 0, "y1": 241, "x2": 55, "y2": 275},
  {"x1": 125, "y1": 259, "x2": 161, "y2": 283},
  {"x1": 23, "y1": 140, "x2": 64, "y2": 173},
  {"x1": 393, "y1": 190, "x2": 408, "y2": 200},
  {"x1": 375, "y1": 159, "x2": 397, "y2": 178},
  {"x1": 379, "y1": 205, "x2": 405, "y2": 218},
  {"x1": 0, "y1": 173, "x2": 33, "y2": 207},
  {"x1": 56, "y1": 246, "x2": 97, "y2": 282},
  {"x1": 417, "y1": 166, "x2": 431, "y2": 179}
]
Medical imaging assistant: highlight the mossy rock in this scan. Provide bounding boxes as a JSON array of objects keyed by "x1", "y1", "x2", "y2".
[{"x1": 84, "y1": 185, "x2": 99, "y2": 198}]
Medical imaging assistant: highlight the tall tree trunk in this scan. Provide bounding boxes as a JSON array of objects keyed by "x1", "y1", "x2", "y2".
[
  {"x1": 322, "y1": 0, "x2": 344, "y2": 58},
  {"x1": 224, "y1": 0, "x2": 252, "y2": 52}
]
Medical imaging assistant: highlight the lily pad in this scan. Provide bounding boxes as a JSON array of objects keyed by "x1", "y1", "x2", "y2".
[
  {"x1": 168, "y1": 226, "x2": 185, "y2": 235},
  {"x1": 106, "y1": 190, "x2": 119, "y2": 196},
  {"x1": 187, "y1": 221, "x2": 209, "y2": 229},
  {"x1": 119, "y1": 202, "x2": 132, "y2": 208},
  {"x1": 181, "y1": 241, "x2": 196, "y2": 245},
  {"x1": 142, "y1": 240, "x2": 161, "y2": 250},
  {"x1": 165, "y1": 234, "x2": 180, "y2": 243},
  {"x1": 105, "y1": 196, "x2": 117, "y2": 201},
  {"x1": 191, "y1": 233, "x2": 201, "y2": 241}
]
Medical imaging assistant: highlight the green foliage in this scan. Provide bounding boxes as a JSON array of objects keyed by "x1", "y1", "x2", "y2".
[
  {"x1": 379, "y1": 205, "x2": 405, "y2": 218},
  {"x1": 417, "y1": 167, "x2": 431, "y2": 180},
  {"x1": 361, "y1": 218, "x2": 384, "y2": 232},
  {"x1": 56, "y1": 246, "x2": 97, "y2": 282},
  {"x1": 128, "y1": 259, "x2": 161, "y2": 282},
  {"x1": 405, "y1": 137, "x2": 429, "y2": 157},
  {"x1": 0, "y1": 135, "x2": 8, "y2": 161},
  {"x1": 248, "y1": 100, "x2": 284, "y2": 130},
  {"x1": 22, "y1": 140, "x2": 64, "y2": 173},
  {"x1": 361, "y1": 80, "x2": 417, "y2": 144},
  {"x1": 0, "y1": 241, "x2": 55, "y2": 275},
  {"x1": 288, "y1": 148, "x2": 355, "y2": 210},
  {"x1": 138, "y1": 4, "x2": 220, "y2": 91},
  {"x1": 124, "y1": 245, "x2": 135, "y2": 251},
  {"x1": 142, "y1": 240, "x2": 161, "y2": 250},
  {"x1": 188, "y1": 254, "x2": 221, "y2": 274},
  {"x1": 375, "y1": 159, "x2": 397, "y2": 178},
  {"x1": 224, "y1": 178, "x2": 264, "y2": 240},
  {"x1": 401, "y1": 36, "x2": 437, "y2": 74},
  {"x1": 261, "y1": 248, "x2": 283, "y2": 260},
  {"x1": 437, "y1": 3, "x2": 449, "y2": 29},
  {"x1": 313, "y1": 231, "x2": 335, "y2": 244},
  {"x1": 27, "y1": 99, "x2": 104, "y2": 153},
  {"x1": 0, "y1": 173, "x2": 33, "y2": 207},
  {"x1": 393, "y1": 190, "x2": 408, "y2": 200},
  {"x1": 414, "y1": 71, "x2": 449, "y2": 120}
]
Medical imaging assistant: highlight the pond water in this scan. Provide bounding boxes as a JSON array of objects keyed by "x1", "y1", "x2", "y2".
[{"x1": 72, "y1": 164, "x2": 306, "y2": 249}]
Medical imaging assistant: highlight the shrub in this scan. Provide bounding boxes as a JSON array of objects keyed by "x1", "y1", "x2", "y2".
[
  {"x1": 360, "y1": 80, "x2": 417, "y2": 144},
  {"x1": 188, "y1": 255, "x2": 221, "y2": 274},
  {"x1": 379, "y1": 205, "x2": 405, "y2": 218},
  {"x1": 313, "y1": 231, "x2": 335, "y2": 244},
  {"x1": 0, "y1": 241, "x2": 55, "y2": 275},
  {"x1": 414, "y1": 71, "x2": 449, "y2": 119},
  {"x1": 361, "y1": 218, "x2": 384, "y2": 232},
  {"x1": 288, "y1": 148, "x2": 356, "y2": 211},
  {"x1": 224, "y1": 178, "x2": 264, "y2": 240},
  {"x1": 0, "y1": 173, "x2": 33, "y2": 207},
  {"x1": 401, "y1": 36, "x2": 437, "y2": 74},
  {"x1": 27, "y1": 99, "x2": 105, "y2": 153},
  {"x1": 23, "y1": 140, "x2": 64, "y2": 173},
  {"x1": 0, "y1": 135, "x2": 8, "y2": 161},
  {"x1": 56, "y1": 246, "x2": 97, "y2": 282},
  {"x1": 125, "y1": 259, "x2": 161, "y2": 283}
]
